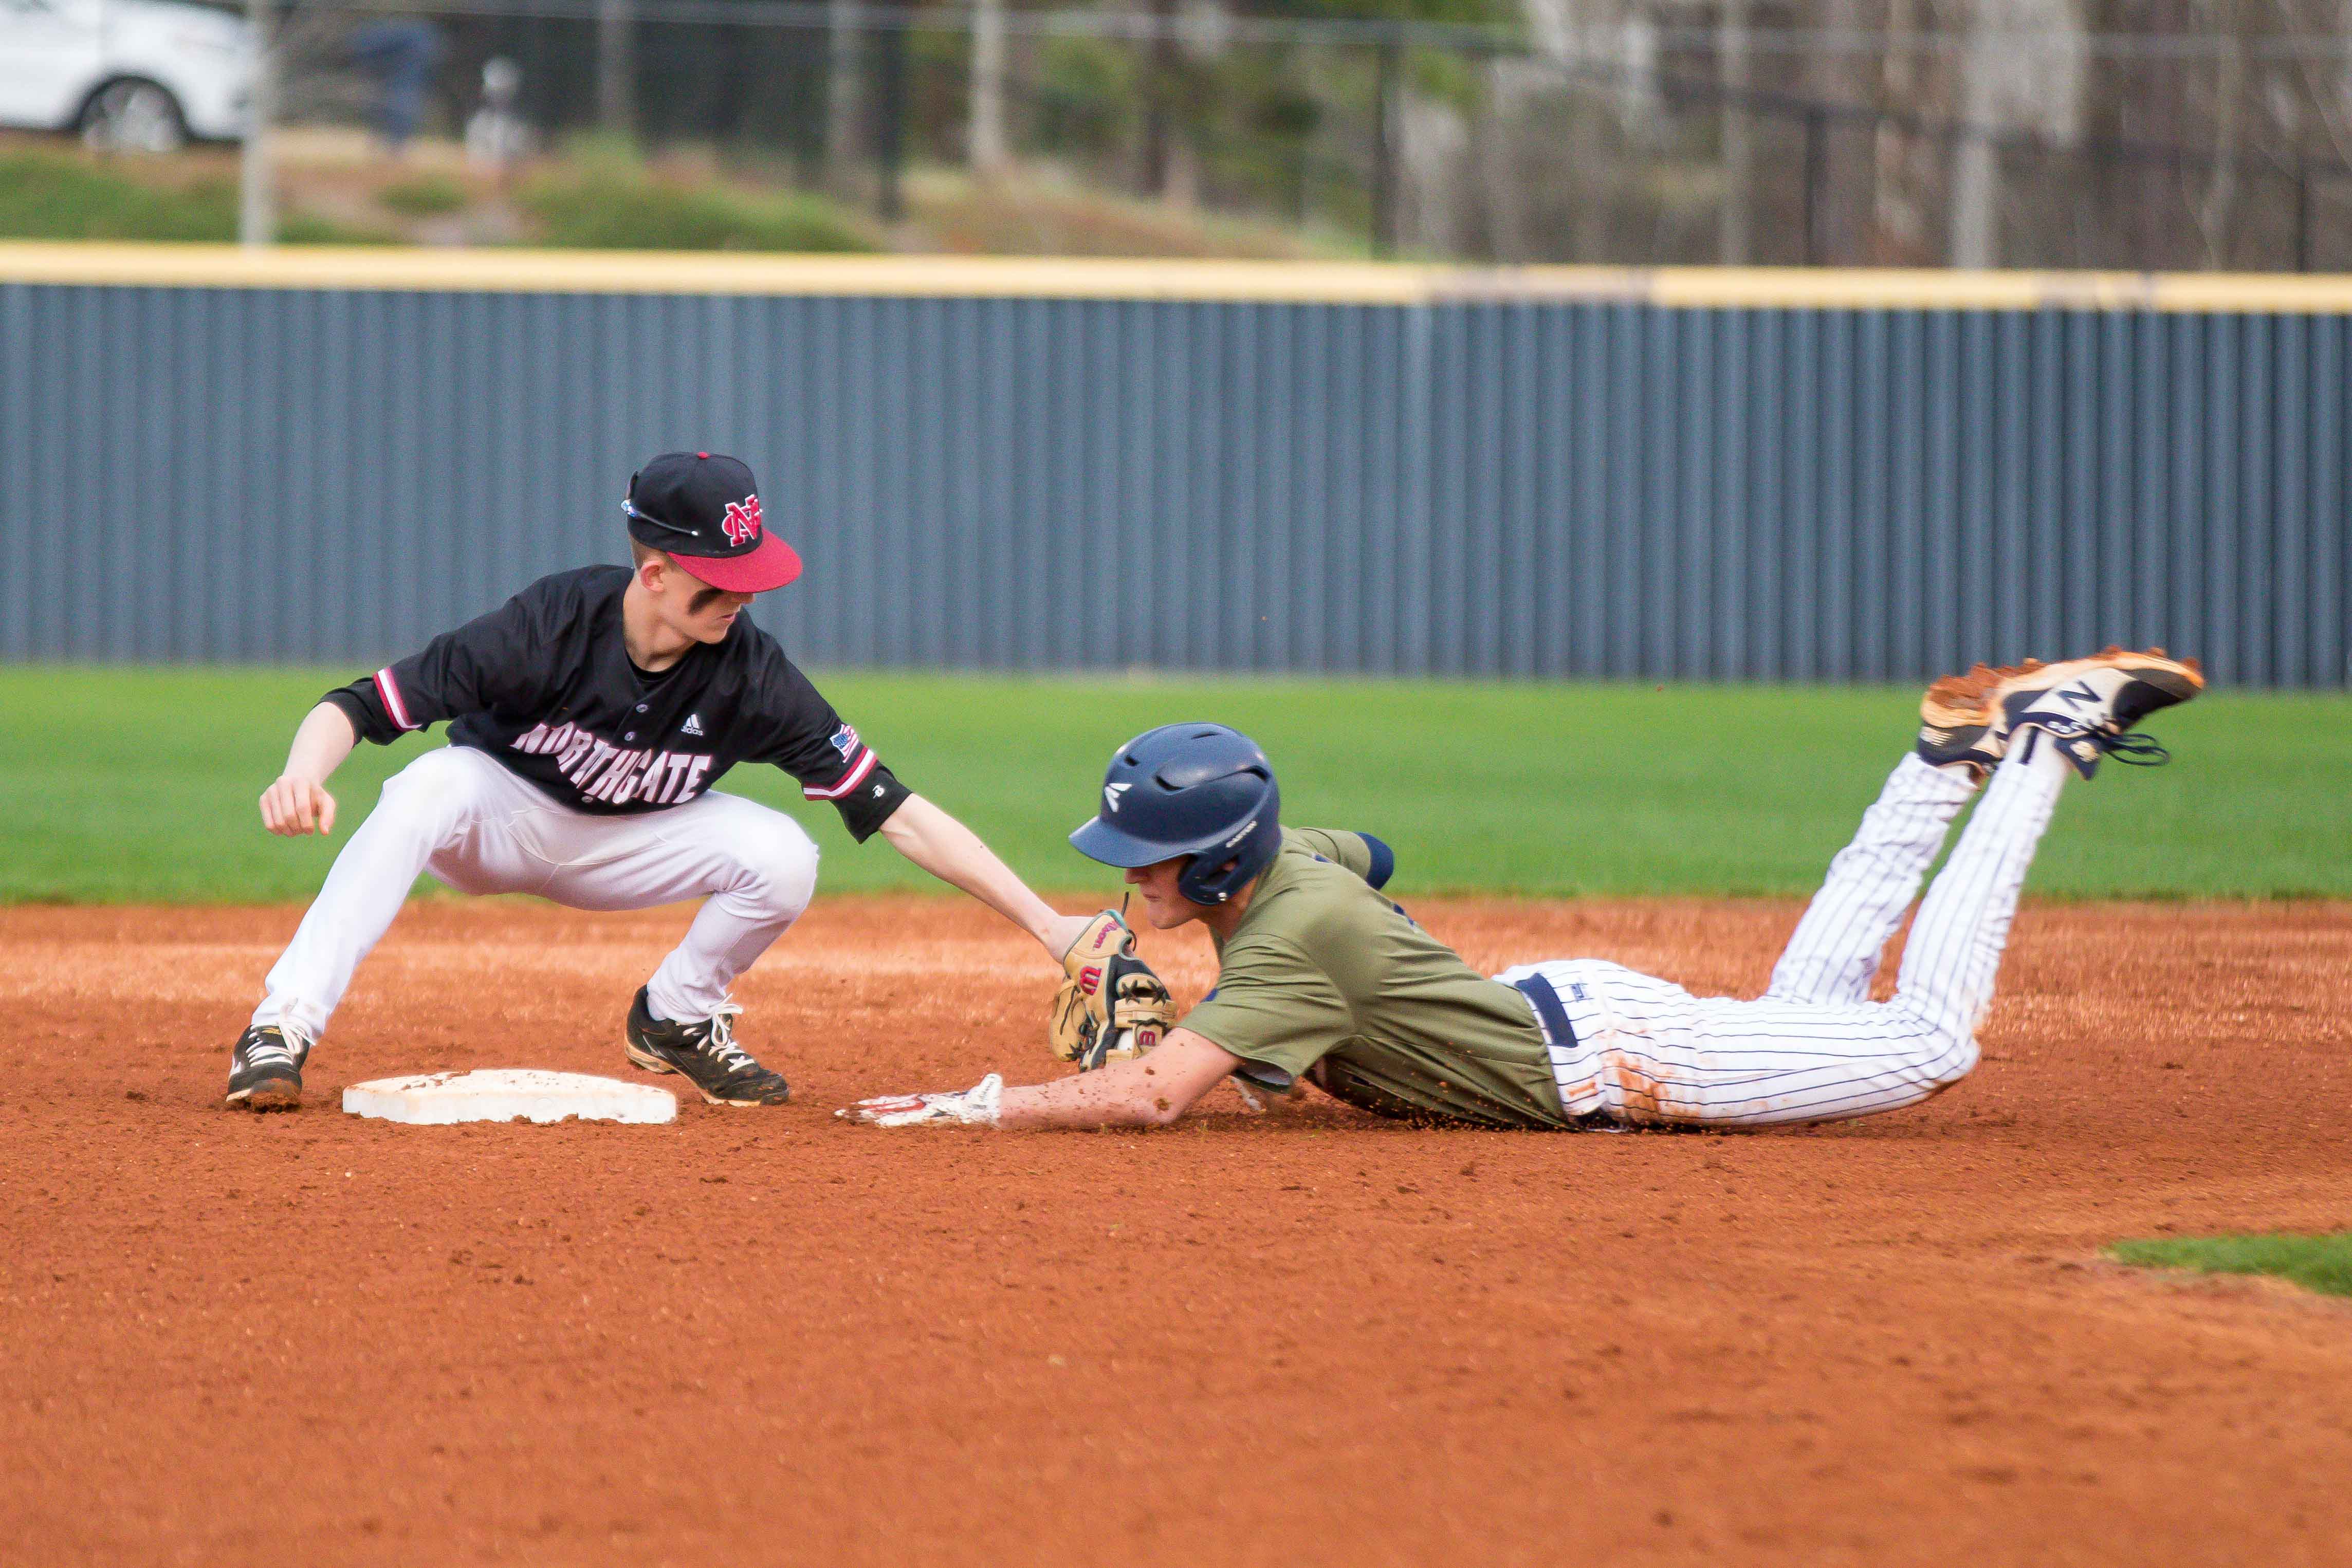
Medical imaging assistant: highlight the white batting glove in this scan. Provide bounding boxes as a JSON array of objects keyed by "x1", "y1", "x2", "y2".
[{"x1": 839, "y1": 1073, "x2": 1004, "y2": 1128}]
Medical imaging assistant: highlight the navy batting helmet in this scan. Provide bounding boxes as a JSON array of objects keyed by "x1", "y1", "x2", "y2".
[{"x1": 1069, "y1": 723, "x2": 1281, "y2": 906}]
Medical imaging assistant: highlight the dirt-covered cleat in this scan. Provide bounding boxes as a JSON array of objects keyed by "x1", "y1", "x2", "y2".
[
  {"x1": 623, "y1": 987, "x2": 790, "y2": 1106},
  {"x1": 1919, "y1": 658, "x2": 2047, "y2": 780},
  {"x1": 225, "y1": 1024, "x2": 309, "y2": 1111},
  {"x1": 1997, "y1": 645, "x2": 2206, "y2": 779}
]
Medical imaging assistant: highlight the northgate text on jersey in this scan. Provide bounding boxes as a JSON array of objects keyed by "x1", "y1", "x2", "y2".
[{"x1": 508, "y1": 722, "x2": 715, "y2": 805}]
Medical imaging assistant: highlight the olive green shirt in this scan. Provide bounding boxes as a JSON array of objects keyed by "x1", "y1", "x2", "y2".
[{"x1": 1179, "y1": 828, "x2": 1573, "y2": 1130}]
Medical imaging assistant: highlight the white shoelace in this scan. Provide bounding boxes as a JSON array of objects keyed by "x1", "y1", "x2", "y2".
[
  {"x1": 699, "y1": 1002, "x2": 755, "y2": 1072},
  {"x1": 243, "y1": 1028, "x2": 307, "y2": 1068}
]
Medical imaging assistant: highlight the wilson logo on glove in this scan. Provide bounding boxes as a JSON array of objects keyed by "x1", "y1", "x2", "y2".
[{"x1": 1050, "y1": 909, "x2": 1177, "y2": 1071}]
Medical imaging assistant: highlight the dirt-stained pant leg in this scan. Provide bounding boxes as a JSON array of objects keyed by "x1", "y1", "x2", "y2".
[
  {"x1": 253, "y1": 747, "x2": 818, "y2": 1044},
  {"x1": 1497, "y1": 741, "x2": 2072, "y2": 1128}
]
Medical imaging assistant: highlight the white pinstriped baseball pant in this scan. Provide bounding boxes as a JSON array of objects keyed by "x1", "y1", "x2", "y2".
[{"x1": 1494, "y1": 738, "x2": 2070, "y2": 1128}]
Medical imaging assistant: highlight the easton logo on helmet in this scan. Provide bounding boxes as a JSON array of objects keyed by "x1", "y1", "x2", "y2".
[
  {"x1": 721, "y1": 496, "x2": 763, "y2": 546},
  {"x1": 1069, "y1": 722, "x2": 1282, "y2": 907}
]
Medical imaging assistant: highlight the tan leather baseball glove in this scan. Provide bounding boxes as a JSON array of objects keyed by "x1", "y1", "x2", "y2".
[{"x1": 1048, "y1": 910, "x2": 1176, "y2": 1071}]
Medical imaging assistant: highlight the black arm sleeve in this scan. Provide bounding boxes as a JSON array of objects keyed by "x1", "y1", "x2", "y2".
[
  {"x1": 320, "y1": 685, "x2": 392, "y2": 744},
  {"x1": 828, "y1": 762, "x2": 913, "y2": 843}
]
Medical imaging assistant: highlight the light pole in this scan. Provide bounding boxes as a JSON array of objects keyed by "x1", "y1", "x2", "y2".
[
  {"x1": 969, "y1": 0, "x2": 1007, "y2": 175},
  {"x1": 238, "y1": 0, "x2": 274, "y2": 246}
]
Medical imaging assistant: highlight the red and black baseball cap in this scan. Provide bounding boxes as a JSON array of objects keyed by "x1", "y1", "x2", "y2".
[{"x1": 622, "y1": 451, "x2": 802, "y2": 594}]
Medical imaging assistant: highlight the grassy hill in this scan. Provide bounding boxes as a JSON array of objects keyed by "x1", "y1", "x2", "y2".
[{"x1": 0, "y1": 130, "x2": 1365, "y2": 257}]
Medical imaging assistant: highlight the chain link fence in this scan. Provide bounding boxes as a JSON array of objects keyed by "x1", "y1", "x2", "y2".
[{"x1": 265, "y1": 0, "x2": 2352, "y2": 270}]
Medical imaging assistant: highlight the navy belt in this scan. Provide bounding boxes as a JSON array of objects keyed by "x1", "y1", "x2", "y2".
[
  {"x1": 1513, "y1": 973, "x2": 1579, "y2": 1055},
  {"x1": 1515, "y1": 973, "x2": 1619, "y2": 1130}
]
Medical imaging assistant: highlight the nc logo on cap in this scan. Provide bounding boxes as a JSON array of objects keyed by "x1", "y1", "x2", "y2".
[{"x1": 721, "y1": 496, "x2": 763, "y2": 546}]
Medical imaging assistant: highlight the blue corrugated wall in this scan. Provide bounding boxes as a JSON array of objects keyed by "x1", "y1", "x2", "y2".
[{"x1": 1, "y1": 283, "x2": 2344, "y2": 685}]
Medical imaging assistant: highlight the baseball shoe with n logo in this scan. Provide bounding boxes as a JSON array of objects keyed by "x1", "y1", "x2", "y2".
[
  {"x1": 1921, "y1": 648, "x2": 2202, "y2": 781},
  {"x1": 1996, "y1": 646, "x2": 2206, "y2": 778},
  {"x1": 1919, "y1": 657, "x2": 2049, "y2": 780},
  {"x1": 623, "y1": 987, "x2": 791, "y2": 1105},
  {"x1": 225, "y1": 1024, "x2": 310, "y2": 1111}
]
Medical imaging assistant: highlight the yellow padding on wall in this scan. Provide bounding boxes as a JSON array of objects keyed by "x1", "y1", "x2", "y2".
[{"x1": 0, "y1": 242, "x2": 2346, "y2": 312}]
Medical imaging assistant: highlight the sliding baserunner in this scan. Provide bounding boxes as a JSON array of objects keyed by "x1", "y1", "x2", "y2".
[{"x1": 843, "y1": 648, "x2": 2203, "y2": 1132}]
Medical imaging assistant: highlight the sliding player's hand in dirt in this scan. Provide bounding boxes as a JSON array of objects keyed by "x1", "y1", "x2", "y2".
[{"x1": 838, "y1": 1074, "x2": 1005, "y2": 1128}]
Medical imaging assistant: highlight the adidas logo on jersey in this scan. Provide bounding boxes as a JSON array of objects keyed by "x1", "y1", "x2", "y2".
[{"x1": 681, "y1": 713, "x2": 706, "y2": 736}]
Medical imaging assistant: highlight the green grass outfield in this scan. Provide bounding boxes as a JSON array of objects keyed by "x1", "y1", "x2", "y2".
[
  {"x1": 2, "y1": 666, "x2": 2344, "y2": 903},
  {"x1": 2109, "y1": 1233, "x2": 2352, "y2": 1297}
]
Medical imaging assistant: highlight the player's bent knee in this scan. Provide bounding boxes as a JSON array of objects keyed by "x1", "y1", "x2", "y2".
[
  {"x1": 726, "y1": 820, "x2": 820, "y2": 914},
  {"x1": 1912, "y1": 1030, "x2": 1980, "y2": 1097},
  {"x1": 1883, "y1": 1002, "x2": 1981, "y2": 1085},
  {"x1": 374, "y1": 749, "x2": 488, "y2": 835}
]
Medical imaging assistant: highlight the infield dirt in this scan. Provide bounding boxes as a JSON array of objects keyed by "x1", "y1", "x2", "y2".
[{"x1": 6, "y1": 895, "x2": 2349, "y2": 1567}]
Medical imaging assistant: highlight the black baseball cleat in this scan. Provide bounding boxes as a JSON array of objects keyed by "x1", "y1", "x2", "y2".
[
  {"x1": 623, "y1": 987, "x2": 791, "y2": 1106},
  {"x1": 225, "y1": 1024, "x2": 309, "y2": 1111}
]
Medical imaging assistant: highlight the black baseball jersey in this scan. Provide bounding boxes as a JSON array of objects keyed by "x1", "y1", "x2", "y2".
[{"x1": 322, "y1": 566, "x2": 911, "y2": 839}]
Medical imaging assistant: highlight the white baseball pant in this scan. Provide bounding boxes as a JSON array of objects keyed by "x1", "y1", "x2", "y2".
[
  {"x1": 1496, "y1": 736, "x2": 2071, "y2": 1128},
  {"x1": 252, "y1": 745, "x2": 820, "y2": 1045}
]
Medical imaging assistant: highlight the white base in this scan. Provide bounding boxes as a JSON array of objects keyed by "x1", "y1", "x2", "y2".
[{"x1": 342, "y1": 1069, "x2": 678, "y2": 1126}]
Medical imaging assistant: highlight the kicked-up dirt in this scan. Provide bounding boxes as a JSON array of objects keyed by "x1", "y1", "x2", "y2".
[{"x1": 4, "y1": 895, "x2": 2349, "y2": 1566}]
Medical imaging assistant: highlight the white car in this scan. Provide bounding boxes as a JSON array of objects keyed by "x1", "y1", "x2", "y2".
[{"x1": 0, "y1": 0, "x2": 250, "y2": 151}]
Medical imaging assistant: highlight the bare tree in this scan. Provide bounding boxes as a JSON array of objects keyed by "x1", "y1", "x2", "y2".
[
  {"x1": 828, "y1": 0, "x2": 862, "y2": 193},
  {"x1": 1806, "y1": 0, "x2": 1884, "y2": 263},
  {"x1": 1480, "y1": 59, "x2": 1537, "y2": 261},
  {"x1": 2192, "y1": 0, "x2": 2250, "y2": 266},
  {"x1": 1951, "y1": 0, "x2": 2086, "y2": 267},
  {"x1": 1522, "y1": 0, "x2": 1614, "y2": 258},
  {"x1": 1718, "y1": 0, "x2": 1756, "y2": 263},
  {"x1": 1403, "y1": 93, "x2": 1473, "y2": 252},
  {"x1": 1127, "y1": 0, "x2": 1195, "y2": 198},
  {"x1": 596, "y1": 0, "x2": 634, "y2": 135},
  {"x1": 1872, "y1": 0, "x2": 1937, "y2": 263},
  {"x1": 2284, "y1": 0, "x2": 2352, "y2": 172}
]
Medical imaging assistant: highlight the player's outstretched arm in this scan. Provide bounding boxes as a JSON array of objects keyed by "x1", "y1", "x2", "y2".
[
  {"x1": 258, "y1": 703, "x2": 359, "y2": 837},
  {"x1": 875, "y1": 792, "x2": 1096, "y2": 962},
  {"x1": 844, "y1": 1030, "x2": 1241, "y2": 1131}
]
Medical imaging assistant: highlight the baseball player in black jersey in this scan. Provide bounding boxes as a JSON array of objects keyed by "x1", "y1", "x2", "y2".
[{"x1": 227, "y1": 451, "x2": 1097, "y2": 1111}]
